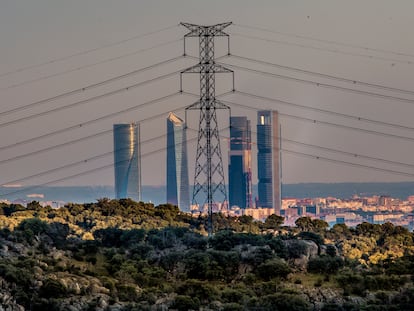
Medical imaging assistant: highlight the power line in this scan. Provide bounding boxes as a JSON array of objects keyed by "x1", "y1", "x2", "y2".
[
  {"x1": 219, "y1": 97, "x2": 414, "y2": 143},
  {"x1": 1, "y1": 133, "x2": 168, "y2": 186},
  {"x1": 241, "y1": 126, "x2": 414, "y2": 169},
  {"x1": 0, "y1": 92, "x2": 184, "y2": 152},
  {"x1": 0, "y1": 129, "x2": 200, "y2": 199},
  {"x1": 230, "y1": 32, "x2": 412, "y2": 65},
  {"x1": 229, "y1": 54, "x2": 414, "y2": 96},
  {"x1": 188, "y1": 90, "x2": 414, "y2": 141},
  {"x1": 199, "y1": 120, "x2": 414, "y2": 179},
  {"x1": 282, "y1": 148, "x2": 414, "y2": 179},
  {"x1": 0, "y1": 56, "x2": 184, "y2": 118},
  {"x1": 3, "y1": 124, "x2": 413, "y2": 199},
  {"x1": 1, "y1": 39, "x2": 183, "y2": 91},
  {"x1": 0, "y1": 93, "x2": 189, "y2": 163},
  {"x1": 0, "y1": 69, "x2": 182, "y2": 129},
  {"x1": 233, "y1": 23, "x2": 414, "y2": 60},
  {"x1": 188, "y1": 90, "x2": 414, "y2": 163},
  {"x1": 282, "y1": 137, "x2": 414, "y2": 170},
  {"x1": 0, "y1": 92, "x2": 189, "y2": 153},
  {"x1": 0, "y1": 24, "x2": 180, "y2": 79},
  {"x1": 232, "y1": 90, "x2": 414, "y2": 132},
  {"x1": 218, "y1": 62, "x2": 414, "y2": 105}
]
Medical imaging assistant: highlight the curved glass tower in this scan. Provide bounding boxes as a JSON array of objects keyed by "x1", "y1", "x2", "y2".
[
  {"x1": 166, "y1": 112, "x2": 190, "y2": 211},
  {"x1": 113, "y1": 123, "x2": 141, "y2": 201}
]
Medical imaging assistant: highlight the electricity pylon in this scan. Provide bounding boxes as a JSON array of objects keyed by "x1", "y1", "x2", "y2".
[{"x1": 180, "y1": 22, "x2": 233, "y2": 236}]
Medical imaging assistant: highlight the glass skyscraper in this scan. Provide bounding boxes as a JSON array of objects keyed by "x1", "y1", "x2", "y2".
[
  {"x1": 166, "y1": 112, "x2": 190, "y2": 211},
  {"x1": 113, "y1": 123, "x2": 141, "y2": 201},
  {"x1": 257, "y1": 111, "x2": 281, "y2": 214},
  {"x1": 228, "y1": 116, "x2": 252, "y2": 208}
]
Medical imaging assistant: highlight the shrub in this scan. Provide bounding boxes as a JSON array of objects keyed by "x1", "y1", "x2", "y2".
[
  {"x1": 172, "y1": 295, "x2": 200, "y2": 311},
  {"x1": 255, "y1": 258, "x2": 291, "y2": 281},
  {"x1": 259, "y1": 293, "x2": 311, "y2": 311},
  {"x1": 307, "y1": 255, "x2": 344, "y2": 274},
  {"x1": 39, "y1": 279, "x2": 68, "y2": 298}
]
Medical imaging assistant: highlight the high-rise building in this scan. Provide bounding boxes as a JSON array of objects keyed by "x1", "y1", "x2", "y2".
[
  {"x1": 166, "y1": 112, "x2": 190, "y2": 211},
  {"x1": 257, "y1": 110, "x2": 281, "y2": 214},
  {"x1": 113, "y1": 123, "x2": 141, "y2": 201},
  {"x1": 228, "y1": 116, "x2": 252, "y2": 208}
]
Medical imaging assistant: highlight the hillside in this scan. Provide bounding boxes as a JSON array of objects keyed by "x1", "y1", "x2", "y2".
[{"x1": 0, "y1": 199, "x2": 413, "y2": 310}]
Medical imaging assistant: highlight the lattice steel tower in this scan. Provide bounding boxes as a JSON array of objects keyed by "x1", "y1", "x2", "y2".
[{"x1": 180, "y1": 22, "x2": 233, "y2": 236}]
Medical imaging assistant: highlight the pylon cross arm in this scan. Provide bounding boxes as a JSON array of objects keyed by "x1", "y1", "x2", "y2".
[
  {"x1": 182, "y1": 63, "x2": 233, "y2": 74},
  {"x1": 181, "y1": 22, "x2": 232, "y2": 36}
]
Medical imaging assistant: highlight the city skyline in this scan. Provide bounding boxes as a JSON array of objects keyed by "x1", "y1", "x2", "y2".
[{"x1": 2, "y1": 1, "x2": 414, "y2": 190}]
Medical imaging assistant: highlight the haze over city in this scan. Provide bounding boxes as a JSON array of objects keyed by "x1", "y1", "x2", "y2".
[{"x1": 2, "y1": 0, "x2": 414, "y2": 194}]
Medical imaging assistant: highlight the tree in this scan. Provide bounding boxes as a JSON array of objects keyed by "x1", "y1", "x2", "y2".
[
  {"x1": 209, "y1": 230, "x2": 237, "y2": 251},
  {"x1": 295, "y1": 217, "x2": 328, "y2": 234},
  {"x1": 264, "y1": 214, "x2": 284, "y2": 230},
  {"x1": 295, "y1": 217, "x2": 314, "y2": 232},
  {"x1": 312, "y1": 219, "x2": 329, "y2": 234},
  {"x1": 327, "y1": 223, "x2": 352, "y2": 240},
  {"x1": 355, "y1": 222, "x2": 382, "y2": 237}
]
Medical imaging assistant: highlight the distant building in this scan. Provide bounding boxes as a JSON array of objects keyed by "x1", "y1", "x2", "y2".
[
  {"x1": 379, "y1": 195, "x2": 392, "y2": 207},
  {"x1": 166, "y1": 112, "x2": 190, "y2": 211},
  {"x1": 257, "y1": 110, "x2": 281, "y2": 214},
  {"x1": 228, "y1": 116, "x2": 252, "y2": 208},
  {"x1": 113, "y1": 123, "x2": 141, "y2": 201}
]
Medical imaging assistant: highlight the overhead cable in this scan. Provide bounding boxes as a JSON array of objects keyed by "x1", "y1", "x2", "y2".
[
  {"x1": 0, "y1": 69, "x2": 182, "y2": 128},
  {"x1": 282, "y1": 148, "x2": 414, "y2": 179},
  {"x1": 229, "y1": 54, "x2": 414, "y2": 96},
  {"x1": 0, "y1": 93, "x2": 188, "y2": 160},
  {"x1": 233, "y1": 23, "x2": 414, "y2": 60},
  {"x1": 1, "y1": 39, "x2": 183, "y2": 91},
  {"x1": 0, "y1": 130, "x2": 199, "y2": 198},
  {"x1": 1, "y1": 133, "x2": 168, "y2": 187},
  {"x1": 0, "y1": 24, "x2": 180, "y2": 78},
  {"x1": 0, "y1": 56, "x2": 184, "y2": 117},
  {"x1": 0, "y1": 92, "x2": 185, "y2": 152},
  {"x1": 218, "y1": 62, "x2": 414, "y2": 104},
  {"x1": 218, "y1": 97, "x2": 414, "y2": 143},
  {"x1": 232, "y1": 90, "x2": 414, "y2": 132}
]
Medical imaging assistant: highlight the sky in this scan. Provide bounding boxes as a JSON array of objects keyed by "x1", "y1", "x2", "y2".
[{"x1": 1, "y1": 0, "x2": 414, "y2": 190}]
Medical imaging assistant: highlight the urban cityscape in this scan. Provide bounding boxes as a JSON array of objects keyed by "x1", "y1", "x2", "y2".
[{"x1": 2, "y1": 1, "x2": 414, "y2": 309}]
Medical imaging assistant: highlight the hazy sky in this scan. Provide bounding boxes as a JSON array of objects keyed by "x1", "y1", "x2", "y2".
[{"x1": 1, "y1": 0, "x2": 414, "y2": 189}]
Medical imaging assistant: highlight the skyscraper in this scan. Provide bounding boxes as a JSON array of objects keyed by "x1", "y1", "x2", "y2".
[
  {"x1": 228, "y1": 116, "x2": 252, "y2": 208},
  {"x1": 166, "y1": 112, "x2": 190, "y2": 211},
  {"x1": 257, "y1": 111, "x2": 281, "y2": 214},
  {"x1": 113, "y1": 123, "x2": 141, "y2": 201}
]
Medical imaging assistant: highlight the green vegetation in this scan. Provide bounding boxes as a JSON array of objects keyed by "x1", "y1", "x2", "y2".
[{"x1": 0, "y1": 200, "x2": 412, "y2": 310}]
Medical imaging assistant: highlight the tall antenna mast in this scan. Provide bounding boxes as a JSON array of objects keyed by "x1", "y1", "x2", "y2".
[{"x1": 180, "y1": 22, "x2": 233, "y2": 236}]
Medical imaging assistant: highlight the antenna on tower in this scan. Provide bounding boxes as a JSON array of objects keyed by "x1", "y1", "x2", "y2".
[{"x1": 180, "y1": 22, "x2": 233, "y2": 236}]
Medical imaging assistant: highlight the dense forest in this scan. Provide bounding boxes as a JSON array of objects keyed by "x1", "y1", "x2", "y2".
[{"x1": 0, "y1": 199, "x2": 413, "y2": 310}]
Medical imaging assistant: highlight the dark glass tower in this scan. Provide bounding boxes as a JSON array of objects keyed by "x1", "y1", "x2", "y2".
[
  {"x1": 166, "y1": 112, "x2": 190, "y2": 211},
  {"x1": 257, "y1": 111, "x2": 281, "y2": 214},
  {"x1": 228, "y1": 116, "x2": 252, "y2": 208},
  {"x1": 113, "y1": 123, "x2": 141, "y2": 201}
]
